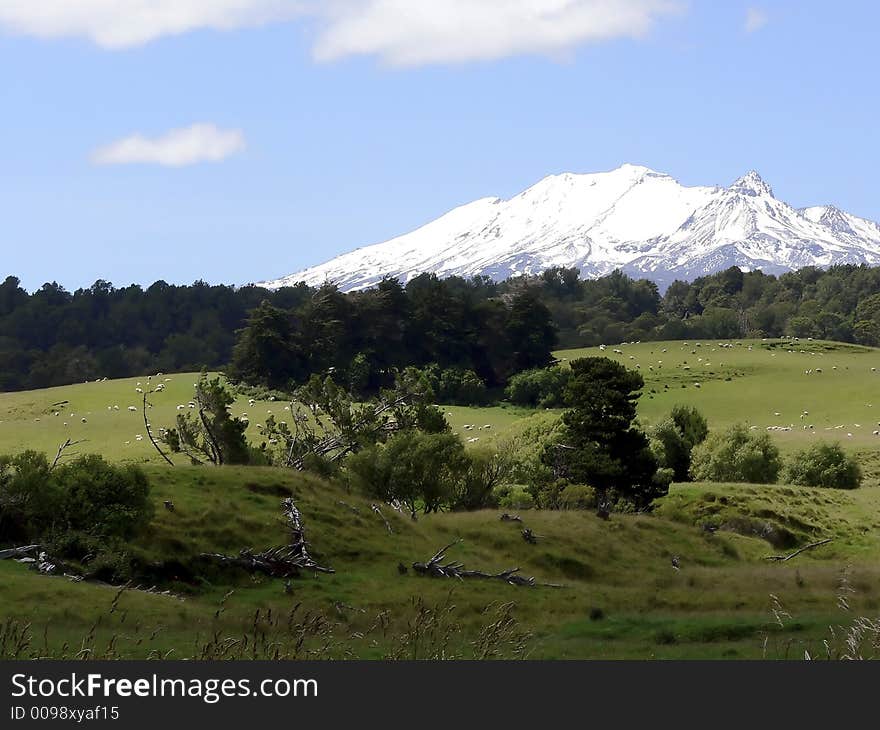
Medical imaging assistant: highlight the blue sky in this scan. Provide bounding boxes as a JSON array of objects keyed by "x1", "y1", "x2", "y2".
[{"x1": 1, "y1": 0, "x2": 877, "y2": 291}]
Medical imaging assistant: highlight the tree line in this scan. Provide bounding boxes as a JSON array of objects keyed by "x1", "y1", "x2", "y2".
[{"x1": 3, "y1": 262, "x2": 880, "y2": 392}]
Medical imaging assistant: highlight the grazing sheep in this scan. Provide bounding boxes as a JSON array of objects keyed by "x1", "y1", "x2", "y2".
[
  {"x1": 81, "y1": 417, "x2": 87, "y2": 423},
  {"x1": 135, "y1": 387, "x2": 143, "y2": 393},
  {"x1": 127, "y1": 406, "x2": 137, "y2": 412}
]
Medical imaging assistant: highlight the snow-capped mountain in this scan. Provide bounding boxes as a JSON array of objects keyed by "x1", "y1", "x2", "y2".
[{"x1": 261, "y1": 164, "x2": 880, "y2": 292}]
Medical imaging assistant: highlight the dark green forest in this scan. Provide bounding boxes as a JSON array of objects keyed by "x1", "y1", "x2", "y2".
[{"x1": 2, "y1": 263, "x2": 880, "y2": 392}]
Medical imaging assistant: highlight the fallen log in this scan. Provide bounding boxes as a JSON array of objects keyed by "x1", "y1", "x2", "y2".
[
  {"x1": 411, "y1": 541, "x2": 563, "y2": 588},
  {"x1": 765, "y1": 538, "x2": 833, "y2": 562},
  {"x1": 371, "y1": 504, "x2": 393, "y2": 533},
  {"x1": 500, "y1": 513, "x2": 523, "y2": 523},
  {"x1": 0, "y1": 545, "x2": 41, "y2": 561},
  {"x1": 202, "y1": 498, "x2": 334, "y2": 577}
]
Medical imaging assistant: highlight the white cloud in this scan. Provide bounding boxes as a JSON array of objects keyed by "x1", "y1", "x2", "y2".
[
  {"x1": 0, "y1": 1, "x2": 683, "y2": 64},
  {"x1": 312, "y1": 0, "x2": 682, "y2": 66},
  {"x1": 744, "y1": 7, "x2": 768, "y2": 33},
  {"x1": 91, "y1": 123, "x2": 245, "y2": 167},
  {"x1": 0, "y1": 1, "x2": 301, "y2": 49}
]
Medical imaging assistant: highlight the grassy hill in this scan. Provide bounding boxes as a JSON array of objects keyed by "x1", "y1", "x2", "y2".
[
  {"x1": 3, "y1": 464, "x2": 877, "y2": 659},
  {"x1": 2, "y1": 339, "x2": 879, "y2": 465},
  {"x1": 2, "y1": 337, "x2": 880, "y2": 659}
]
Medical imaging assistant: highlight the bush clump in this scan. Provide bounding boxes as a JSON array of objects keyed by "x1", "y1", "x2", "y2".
[
  {"x1": 689, "y1": 424, "x2": 781, "y2": 484},
  {"x1": 0, "y1": 451, "x2": 153, "y2": 566},
  {"x1": 783, "y1": 442, "x2": 862, "y2": 489},
  {"x1": 505, "y1": 366, "x2": 571, "y2": 408}
]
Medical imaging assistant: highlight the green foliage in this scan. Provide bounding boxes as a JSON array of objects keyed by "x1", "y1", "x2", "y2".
[
  {"x1": 0, "y1": 451, "x2": 59, "y2": 544},
  {"x1": 505, "y1": 366, "x2": 570, "y2": 407},
  {"x1": 783, "y1": 442, "x2": 862, "y2": 489},
  {"x1": 54, "y1": 455, "x2": 153, "y2": 540},
  {"x1": 492, "y1": 412, "x2": 562, "y2": 492},
  {"x1": 449, "y1": 446, "x2": 507, "y2": 511},
  {"x1": 651, "y1": 406, "x2": 708, "y2": 481},
  {"x1": 671, "y1": 405, "x2": 709, "y2": 451},
  {"x1": 8, "y1": 265, "x2": 880, "y2": 393},
  {"x1": 417, "y1": 365, "x2": 489, "y2": 406},
  {"x1": 558, "y1": 484, "x2": 598, "y2": 510},
  {"x1": 346, "y1": 431, "x2": 470, "y2": 514},
  {"x1": 0, "y1": 451, "x2": 152, "y2": 553},
  {"x1": 494, "y1": 484, "x2": 535, "y2": 510},
  {"x1": 689, "y1": 424, "x2": 782, "y2": 484},
  {"x1": 163, "y1": 374, "x2": 250, "y2": 465},
  {"x1": 544, "y1": 357, "x2": 662, "y2": 509}
]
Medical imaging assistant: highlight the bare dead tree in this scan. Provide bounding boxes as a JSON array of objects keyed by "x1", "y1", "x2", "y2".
[
  {"x1": 143, "y1": 390, "x2": 174, "y2": 467},
  {"x1": 49, "y1": 438, "x2": 86, "y2": 470},
  {"x1": 411, "y1": 541, "x2": 563, "y2": 588}
]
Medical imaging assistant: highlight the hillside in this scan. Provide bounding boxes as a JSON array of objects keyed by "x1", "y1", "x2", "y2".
[
  {"x1": 3, "y1": 464, "x2": 879, "y2": 659},
  {"x1": 262, "y1": 165, "x2": 880, "y2": 292},
  {"x1": 3, "y1": 339, "x2": 880, "y2": 463},
  {"x1": 3, "y1": 338, "x2": 880, "y2": 658}
]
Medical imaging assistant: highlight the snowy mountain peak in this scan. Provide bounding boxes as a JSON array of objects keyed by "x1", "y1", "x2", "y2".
[
  {"x1": 260, "y1": 165, "x2": 880, "y2": 293},
  {"x1": 730, "y1": 170, "x2": 774, "y2": 198}
]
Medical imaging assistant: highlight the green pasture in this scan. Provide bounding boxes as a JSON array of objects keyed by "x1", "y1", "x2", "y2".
[{"x1": 2, "y1": 465, "x2": 877, "y2": 659}]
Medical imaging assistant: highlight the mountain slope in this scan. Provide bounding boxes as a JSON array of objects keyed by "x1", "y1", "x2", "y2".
[{"x1": 261, "y1": 165, "x2": 880, "y2": 291}]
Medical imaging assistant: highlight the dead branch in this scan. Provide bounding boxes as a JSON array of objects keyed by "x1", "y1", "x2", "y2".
[
  {"x1": 203, "y1": 497, "x2": 334, "y2": 577},
  {"x1": 143, "y1": 390, "x2": 174, "y2": 467},
  {"x1": 371, "y1": 504, "x2": 393, "y2": 532},
  {"x1": 49, "y1": 438, "x2": 86, "y2": 470},
  {"x1": 521, "y1": 528, "x2": 540, "y2": 544},
  {"x1": 765, "y1": 538, "x2": 833, "y2": 562},
  {"x1": 411, "y1": 541, "x2": 563, "y2": 588},
  {"x1": 500, "y1": 513, "x2": 523, "y2": 523}
]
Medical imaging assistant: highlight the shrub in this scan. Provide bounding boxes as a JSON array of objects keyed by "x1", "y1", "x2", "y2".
[
  {"x1": 495, "y1": 412, "x2": 562, "y2": 490},
  {"x1": 671, "y1": 405, "x2": 709, "y2": 450},
  {"x1": 494, "y1": 484, "x2": 535, "y2": 510},
  {"x1": 558, "y1": 484, "x2": 597, "y2": 510},
  {"x1": 651, "y1": 406, "x2": 709, "y2": 482},
  {"x1": 0, "y1": 451, "x2": 59, "y2": 544},
  {"x1": 418, "y1": 365, "x2": 490, "y2": 406},
  {"x1": 449, "y1": 446, "x2": 507, "y2": 511},
  {"x1": 783, "y1": 443, "x2": 862, "y2": 489},
  {"x1": 54, "y1": 455, "x2": 154, "y2": 539},
  {"x1": 346, "y1": 431, "x2": 470, "y2": 514},
  {"x1": 689, "y1": 424, "x2": 781, "y2": 484},
  {"x1": 505, "y1": 367, "x2": 570, "y2": 408}
]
